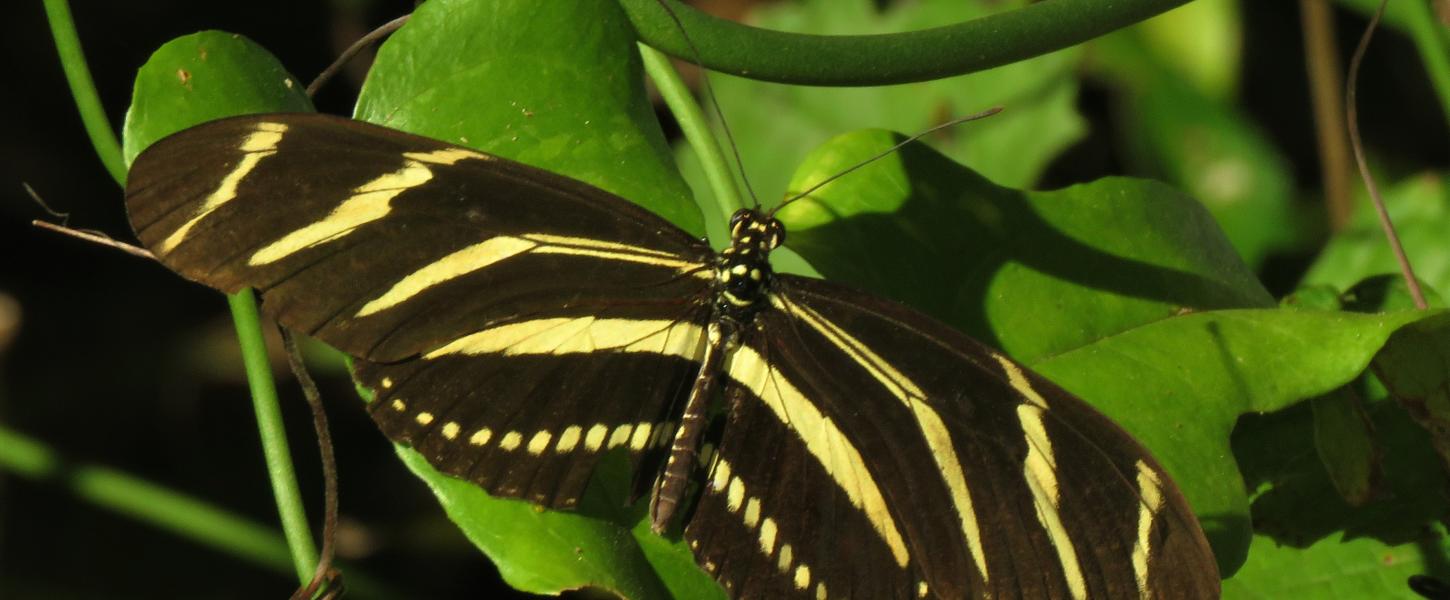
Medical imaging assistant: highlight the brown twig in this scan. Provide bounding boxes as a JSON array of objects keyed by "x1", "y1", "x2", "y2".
[
  {"x1": 282, "y1": 329, "x2": 342, "y2": 600},
  {"x1": 306, "y1": 15, "x2": 411, "y2": 98},
  {"x1": 1346, "y1": 0, "x2": 1429, "y2": 309},
  {"x1": 32, "y1": 220, "x2": 155, "y2": 260},
  {"x1": 1299, "y1": 0, "x2": 1355, "y2": 230}
]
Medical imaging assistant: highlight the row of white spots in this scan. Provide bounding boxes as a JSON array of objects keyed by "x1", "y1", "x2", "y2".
[
  {"x1": 387, "y1": 398, "x2": 676, "y2": 456},
  {"x1": 706, "y1": 458, "x2": 828, "y2": 600}
]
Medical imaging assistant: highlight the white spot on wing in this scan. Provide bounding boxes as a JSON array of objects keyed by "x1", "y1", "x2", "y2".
[
  {"x1": 628, "y1": 422, "x2": 653, "y2": 451},
  {"x1": 583, "y1": 424, "x2": 608, "y2": 451},
  {"x1": 555, "y1": 425, "x2": 582, "y2": 453},
  {"x1": 759, "y1": 518, "x2": 778, "y2": 557},
  {"x1": 726, "y1": 477, "x2": 745, "y2": 512},
  {"x1": 468, "y1": 428, "x2": 492, "y2": 446},
  {"x1": 527, "y1": 430, "x2": 552, "y2": 455}
]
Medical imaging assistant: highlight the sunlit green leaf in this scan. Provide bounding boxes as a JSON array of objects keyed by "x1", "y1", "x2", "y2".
[{"x1": 123, "y1": 31, "x2": 313, "y2": 164}]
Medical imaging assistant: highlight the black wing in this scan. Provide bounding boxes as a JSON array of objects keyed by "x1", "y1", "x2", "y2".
[
  {"x1": 126, "y1": 113, "x2": 718, "y2": 507},
  {"x1": 684, "y1": 274, "x2": 1219, "y2": 599}
]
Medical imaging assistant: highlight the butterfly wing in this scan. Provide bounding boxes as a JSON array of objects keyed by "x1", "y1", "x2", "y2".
[
  {"x1": 126, "y1": 113, "x2": 718, "y2": 506},
  {"x1": 683, "y1": 274, "x2": 1219, "y2": 599}
]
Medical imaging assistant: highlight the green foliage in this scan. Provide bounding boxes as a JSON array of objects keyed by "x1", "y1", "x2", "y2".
[
  {"x1": 122, "y1": 31, "x2": 314, "y2": 164},
  {"x1": 677, "y1": 0, "x2": 1085, "y2": 241},
  {"x1": 103, "y1": 0, "x2": 1450, "y2": 598}
]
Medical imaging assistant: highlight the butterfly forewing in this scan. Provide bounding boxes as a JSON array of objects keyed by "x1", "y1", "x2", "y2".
[{"x1": 126, "y1": 113, "x2": 714, "y2": 362}]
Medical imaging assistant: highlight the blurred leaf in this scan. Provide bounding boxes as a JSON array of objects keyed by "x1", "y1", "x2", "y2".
[
  {"x1": 1302, "y1": 173, "x2": 1450, "y2": 298},
  {"x1": 1335, "y1": 0, "x2": 1446, "y2": 34},
  {"x1": 349, "y1": 1, "x2": 717, "y2": 596},
  {"x1": 778, "y1": 129, "x2": 1272, "y2": 363},
  {"x1": 676, "y1": 0, "x2": 1085, "y2": 242},
  {"x1": 354, "y1": 0, "x2": 701, "y2": 237},
  {"x1": 1131, "y1": 0, "x2": 1243, "y2": 101},
  {"x1": 122, "y1": 31, "x2": 313, "y2": 164},
  {"x1": 1091, "y1": 23, "x2": 1300, "y2": 269}
]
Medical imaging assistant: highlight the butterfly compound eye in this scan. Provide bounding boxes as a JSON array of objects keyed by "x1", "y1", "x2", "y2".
[{"x1": 729, "y1": 209, "x2": 750, "y2": 240}]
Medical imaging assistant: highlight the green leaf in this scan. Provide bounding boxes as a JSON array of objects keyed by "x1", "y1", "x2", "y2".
[
  {"x1": 1373, "y1": 312, "x2": 1450, "y2": 473},
  {"x1": 393, "y1": 448, "x2": 673, "y2": 599},
  {"x1": 1033, "y1": 308, "x2": 1435, "y2": 575},
  {"x1": 353, "y1": 0, "x2": 700, "y2": 237},
  {"x1": 675, "y1": 0, "x2": 1085, "y2": 240},
  {"x1": 1225, "y1": 377, "x2": 1450, "y2": 598},
  {"x1": 122, "y1": 31, "x2": 313, "y2": 164},
  {"x1": 1302, "y1": 173, "x2": 1450, "y2": 298},
  {"x1": 347, "y1": 2, "x2": 719, "y2": 597},
  {"x1": 776, "y1": 129, "x2": 1272, "y2": 363},
  {"x1": 1308, "y1": 389, "x2": 1381, "y2": 506}
]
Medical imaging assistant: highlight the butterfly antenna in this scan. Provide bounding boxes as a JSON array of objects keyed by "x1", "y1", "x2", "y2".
[
  {"x1": 769, "y1": 107, "x2": 1003, "y2": 218},
  {"x1": 653, "y1": 1, "x2": 762, "y2": 208}
]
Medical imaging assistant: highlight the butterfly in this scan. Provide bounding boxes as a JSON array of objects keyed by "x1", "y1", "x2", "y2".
[{"x1": 125, "y1": 112, "x2": 1219, "y2": 599}]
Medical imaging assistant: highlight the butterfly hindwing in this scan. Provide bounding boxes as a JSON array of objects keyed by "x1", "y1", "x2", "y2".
[
  {"x1": 681, "y1": 274, "x2": 1219, "y2": 599},
  {"x1": 356, "y1": 304, "x2": 712, "y2": 508}
]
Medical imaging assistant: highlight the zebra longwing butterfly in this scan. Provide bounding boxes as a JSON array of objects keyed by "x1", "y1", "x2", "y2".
[{"x1": 125, "y1": 113, "x2": 1219, "y2": 598}]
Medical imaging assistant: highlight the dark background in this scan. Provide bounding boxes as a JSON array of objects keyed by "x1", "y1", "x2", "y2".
[{"x1": 2, "y1": 1, "x2": 1445, "y2": 598}]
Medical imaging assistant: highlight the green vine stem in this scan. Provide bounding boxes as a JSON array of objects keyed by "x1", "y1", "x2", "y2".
[
  {"x1": 0, "y1": 425, "x2": 398, "y2": 597},
  {"x1": 43, "y1": 0, "x2": 318, "y2": 585},
  {"x1": 228, "y1": 292, "x2": 320, "y2": 583},
  {"x1": 41, "y1": 0, "x2": 124, "y2": 183},
  {"x1": 623, "y1": 0, "x2": 1193, "y2": 85},
  {"x1": 0, "y1": 424, "x2": 294, "y2": 572},
  {"x1": 639, "y1": 44, "x2": 742, "y2": 245}
]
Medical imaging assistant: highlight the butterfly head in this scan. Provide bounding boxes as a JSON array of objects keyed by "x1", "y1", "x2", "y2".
[{"x1": 716, "y1": 209, "x2": 783, "y2": 316}]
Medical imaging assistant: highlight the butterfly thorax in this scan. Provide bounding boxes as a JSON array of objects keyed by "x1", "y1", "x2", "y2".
[{"x1": 714, "y1": 209, "x2": 783, "y2": 322}]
